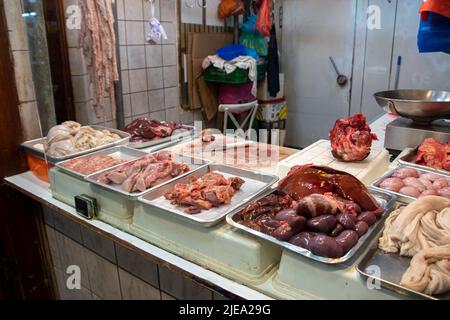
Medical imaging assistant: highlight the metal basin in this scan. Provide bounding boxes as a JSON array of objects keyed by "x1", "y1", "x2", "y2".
[{"x1": 374, "y1": 90, "x2": 450, "y2": 124}]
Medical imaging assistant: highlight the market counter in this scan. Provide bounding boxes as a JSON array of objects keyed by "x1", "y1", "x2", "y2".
[{"x1": 5, "y1": 171, "x2": 408, "y2": 300}]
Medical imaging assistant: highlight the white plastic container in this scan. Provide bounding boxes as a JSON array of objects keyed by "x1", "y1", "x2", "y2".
[
  {"x1": 277, "y1": 139, "x2": 390, "y2": 186},
  {"x1": 130, "y1": 202, "x2": 282, "y2": 284},
  {"x1": 49, "y1": 167, "x2": 90, "y2": 207}
]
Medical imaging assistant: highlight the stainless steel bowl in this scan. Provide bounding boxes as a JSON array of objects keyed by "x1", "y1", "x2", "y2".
[{"x1": 374, "y1": 90, "x2": 450, "y2": 124}]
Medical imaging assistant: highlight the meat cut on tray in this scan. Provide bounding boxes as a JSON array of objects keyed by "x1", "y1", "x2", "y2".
[
  {"x1": 123, "y1": 118, "x2": 188, "y2": 143},
  {"x1": 415, "y1": 138, "x2": 450, "y2": 171},
  {"x1": 61, "y1": 155, "x2": 126, "y2": 175},
  {"x1": 239, "y1": 164, "x2": 384, "y2": 259},
  {"x1": 329, "y1": 113, "x2": 378, "y2": 162},
  {"x1": 97, "y1": 151, "x2": 190, "y2": 193},
  {"x1": 164, "y1": 172, "x2": 245, "y2": 214}
]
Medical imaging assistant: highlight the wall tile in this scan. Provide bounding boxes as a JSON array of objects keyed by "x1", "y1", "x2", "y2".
[
  {"x1": 72, "y1": 75, "x2": 90, "y2": 103},
  {"x1": 162, "y1": 45, "x2": 177, "y2": 66},
  {"x1": 80, "y1": 227, "x2": 116, "y2": 264},
  {"x1": 74, "y1": 102, "x2": 89, "y2": 125},
  {"x1": 163, "y1": 66, "x2": 178, "y2": 87},
  {"x1": 145, "y1": 45, "x2": 162, "y2": 67},
  {"x1": 148, "y1": 89, "x2": 165, "y2": 112},
  {"x1": 165, "y1": 107, "x2": 180, "y2": 123},
  {"x1": 129, "y1": 69, "x2": 148, "y2": 93},
  {"x1": 159, "y1": 266, "x2": 213, "y2": 300},
  {"x1": 150, "y1": 110, "x2": 166, "y2": 121},
  {"x1": 131, "y1": 91, "x2": 149, "y2": 115},
  {"x1": 160, "y1": 0, "x2": 176, "y2": 22},
  {"x1": 53, "y1": 213, "x2": 82, "y2": 243},
  {"x1": 180, "y1": 109, "x2": 194, "y2": 124},
  {"x1": 161, "y1": 22, "x2": 176, "y2": 45},
  {"x1": 68, "y1": 48, "x2": 87, "y2": 76},
  {"x1": 164, "y1": 86, "x2": 179, "y2": 108},
  {"x1": 119, "y1": 269, "x2": 161, "y2": 300},
  {"x1": 147, "y1": 67, "x2": 164, "y2": 90},
  {"x1": 161, "y1": 292, "x2": 176, "y2": 300},
  {"x1": 46, "y1": 226, "x2": 61, "y2": 270},
  {"x1": 123, "y1": 94, "x2": 132, "y2": 117},
  {"x1": 65, "y1": 28, "x2": 80, "y2": 48},
  {"x1": 115, "y1": 244, "x2": 159, "y2": 287},
  {"x1": 84, "y1": 249, "x2": 122, "y2": 299},
  {"x1": 19, "y1": 102, "x2": 42, "y2": 140},
  {"x1": 118, "y1": 20, "x2": 127, "y2": 44},
  {"x1": 13, "y1": 51, "x2": 36, "y2": 103},
  {"x1": 121, "y1": 71, "x2": 130, "y2": 94},
  {"x1": 54, "y1": 231, "x2": 90, "y2": 288},
  {"x1": 126, "y1": 21, "x2": 145, "y2": 45},
  {"x1": 125, "y1": 0, "x2": 144, "y2": 21},
  {"x1": 54, "y1": 268, "x2": 93, "y2": 300},
  {"x1": 213, "y1": 292, "x2": 230, "y2": 300},
  {"x1": 127, "y1": 46, "x2": 146, "y2": 69},
  {"x1": 144, "y1": 0, "x2": 160, "y2": 20},
  {"x1": 117, "y1": 0, "x2": 125, "y2": 20},
  {"x1": 119, "y1": 46, "x2": 128, "y2": 70}
]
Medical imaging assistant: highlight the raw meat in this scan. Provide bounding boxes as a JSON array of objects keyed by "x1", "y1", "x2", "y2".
[
  {"x1": 277, "y1": 164, "x2": 381, "y2": 212},
  {"x1": 164, "y1": 172, "x2": 245, "y2": 214},
  {"x1": 80, "y1": 0, "x2": 118, "y2": 119},
  {"x1": 61, "y1": 155, "x2": 126, "y2": 175},
  {"x1": 45, "y1": 121, "x2": 121, "y2": 157},
  {"x1": 329, "y1": 113, "x2": 378, "y2": 162},
  {"x1": 403, "y1": 177, "x2": 427, "y2": 193},
  {"x1": 380, "y1": 177, "x2": 404, "y2": 193},
  {"x1": 416, "y1": 138, "x2": 450, "y2": 171},
  {"x1": 124, "y1": 118, "x2": 184, "y2": 143},
  {"x1": 392, "y1": 168, "x2": 420, "y2": 179},
  {"x1": 97, "y1": 152, "x2": 190, "y2": 193},
  {"x1": 400, "y1": 245, "x2": 450, "y2": 295}
]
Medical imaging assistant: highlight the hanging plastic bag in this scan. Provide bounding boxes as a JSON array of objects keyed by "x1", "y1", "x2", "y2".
[
  {"x1": 218, "y1": 0, "x2": 244, "y2": 20},
  {"x1": 147, "y1": 0, "x2": 167, "y2": 44},
  {"x1": 240, "y1": 31, "x2": 268, "y2": 57},
  {"x1": 255, "y1": 0, "x2": 272, "y2": 37}
]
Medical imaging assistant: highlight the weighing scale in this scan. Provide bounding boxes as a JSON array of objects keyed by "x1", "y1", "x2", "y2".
[{"x1": 374, "y1": 89, "x2": 450, "y2": 152}]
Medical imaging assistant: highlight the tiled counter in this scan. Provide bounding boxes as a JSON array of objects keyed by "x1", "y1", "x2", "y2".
[{"x1": 5, "y1": 172, "x2": 270, "y2": 300}]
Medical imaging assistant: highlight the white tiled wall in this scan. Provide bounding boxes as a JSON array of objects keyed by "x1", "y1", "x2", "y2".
[
  {"x1": 64, "y1": 0, "x2": 201, "y2": 128},
  {"x1": 4, "y1": 0, "x2": 42, "y2": 140}
]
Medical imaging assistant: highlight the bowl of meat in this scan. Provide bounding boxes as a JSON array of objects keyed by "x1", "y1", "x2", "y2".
[{"x1": 374, "y1": 90, "x2": 450, "y2": 124}]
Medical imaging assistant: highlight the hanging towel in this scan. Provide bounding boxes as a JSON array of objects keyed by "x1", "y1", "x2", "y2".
[{"x1": 267, "y1": 25, "x2": 280, "y2": 97}]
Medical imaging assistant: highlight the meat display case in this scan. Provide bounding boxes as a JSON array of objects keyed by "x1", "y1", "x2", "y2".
[{"x1": 49, "y1": 146, "x2": 148, "y2": 208}]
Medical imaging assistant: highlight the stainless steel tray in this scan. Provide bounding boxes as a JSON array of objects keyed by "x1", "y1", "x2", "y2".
[
  {"x1": 399, "y1": 148, "x2": 450, "y2": 177},
  {"x1": 138, "y1": 164, "x2": 279, "y2": 227},
  {"x1": 55, "y1": 146, "x2": 148, "y2": 179},
  {"x1": 356, "y1": 237, "x2": 450, "y2": 300},
  {"x1": 21, "y1": 125, "x2": 131, "y2": 164},
  {"x1": 371, "y1": 165, "x2": 450, "y2": 204},
  {"x1": 127, "y1": 125, "x2": 194, "y2": 149},
  {"x1": 85, "y1": 153, "x2": 211, "y2": 198},
  {"x1": 226, "y1": 189, "x2": 397, "y2": 264}
]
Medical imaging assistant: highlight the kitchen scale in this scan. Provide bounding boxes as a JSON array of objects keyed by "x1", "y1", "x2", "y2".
[{"x1": 374, "y1": 89, "x2": 450, "y2": 152}]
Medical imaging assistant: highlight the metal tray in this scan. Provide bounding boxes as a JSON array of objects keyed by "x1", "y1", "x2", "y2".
[
  {"x1": 185, "y1": 134, "x2": 253, "y2": 152},
  {"x1": 55, "y1": 146, "x2": 148, "y2": 179},
  {"x1": 371, "y1": 165, "x2": 450, "y2": 204},
  {"x1": 86, "y1": 152, "x2": 211, "y2": 198},
  {"x1": 356, "y1": 238, "x2": 450, "y2": 300},
  {"x1": 226, "y1": 189, "x2": 397, "y2": 264},
  {"x1": 21, "y1": 125, "x2": 131, "y2": 164},
  {"x1": 399, "y1": 148, "x2": 450, "y2": 177},
  {"x1": 138, "y1": 164, "x2": 279, "y2": 227},
  {"x1": 127, "y1": 125, "x2": 194, "y2": 149}
]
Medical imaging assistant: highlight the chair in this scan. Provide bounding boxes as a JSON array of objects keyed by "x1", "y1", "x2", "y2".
[{"x1": 218, "y1": 100, "x2": 258, "y2": 139}]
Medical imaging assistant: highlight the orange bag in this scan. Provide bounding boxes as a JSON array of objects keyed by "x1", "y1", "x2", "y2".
[
  {"x1": 218, "y1": 0, "x2": 244, "y2": 20},
  {"x1": 255, "y1": 0, "x2": 272, "y2": 37},
  {"x1": 419, "y1": 0, "x2": 450, "y2": 19}
]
